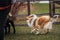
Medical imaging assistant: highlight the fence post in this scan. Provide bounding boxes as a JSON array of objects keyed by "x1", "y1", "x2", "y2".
[
  {"x1": 49, "y1": 0, "x2": 55, "y2": 17},
  {"x1": 27, "y1": 0, "x2": 30, "y2": 16}
]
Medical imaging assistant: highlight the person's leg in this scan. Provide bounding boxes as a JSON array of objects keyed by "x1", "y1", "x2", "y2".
[
  {"x1": 4, "y1": 25, "x2": 8, "y2": 35},
  {"x1": 4, "y1": 19, "x2": 10, "y2": 34},
  {"x1": 0, "y1": 8, "x2": 10, "y2": 40},
  {"x1": 7, "y1": 23, "x2": 10, "y2": 34},
  {"x1": 10, "y1": 20, "x2": 16, "y2": 34},
  {"x1": 0, "y1": 27, "x2": 4, "y2": 40}
]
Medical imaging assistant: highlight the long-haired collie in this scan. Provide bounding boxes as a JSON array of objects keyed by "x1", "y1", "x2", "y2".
[{"x1": 26, "y1": 14, "x2": 59, "y2": 35}]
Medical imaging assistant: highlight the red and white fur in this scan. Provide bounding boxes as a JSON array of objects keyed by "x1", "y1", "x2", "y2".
[{"x1": 26, "y1": 14, "x2": 59, "y2": 34}]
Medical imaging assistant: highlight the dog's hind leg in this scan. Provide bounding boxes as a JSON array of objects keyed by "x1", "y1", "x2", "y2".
[{"x1": 40, "y1": 29, "x2": 48, "y2": 34}]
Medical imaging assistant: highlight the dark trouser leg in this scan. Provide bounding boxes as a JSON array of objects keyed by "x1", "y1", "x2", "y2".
[
  {"x1": 0, "y1": 8, "x2": 10, "y2": 40},
  {"x1": 10, "y1": 21, "x2": 16, "y2": 34},
  {"x1": 0, "y1": 27, "x2": 4, "y2": 40},
  {"x1": 5, "y1": 26, "x2": 8, "y2": 34},
  {"x1": 5, "y1": 21, "x2": 10, "y2": 34},
  {"x1": 7, "y1": 23, "x2": 10, "y2": 34}
]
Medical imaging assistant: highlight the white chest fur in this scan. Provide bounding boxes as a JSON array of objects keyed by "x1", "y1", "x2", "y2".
[{"x1": 26, "y1": 15, "x2": 37, "y2": 27}]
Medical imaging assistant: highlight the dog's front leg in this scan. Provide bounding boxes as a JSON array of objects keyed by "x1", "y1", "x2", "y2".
[
  {"x1": 30, "y1": 27, "x2": 35, "y2": 33},
  {"x1": 31, "y1": 29, "x2": 35, "y2": 33},
  {"x1": 35, "y1": 26, "x2": 40, "y2": 35},
  {"x1": 31, "y1": 26, "x2": 40, "y2": 35},
  {"x1": 35, "y1": 29, "x2": 40, "y2": 35}
]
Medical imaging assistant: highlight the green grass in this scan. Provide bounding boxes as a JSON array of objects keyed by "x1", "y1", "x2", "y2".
[
  {"x1": 55, "y1": 9, "x2": 60, "y2": 14},
  {"x1": 5, "y1": 24, "x2": 60, "y2": 40},
  {"x1": 31, "y1": 3, "x2": 49, "y2": 14},
  {"x1": 31, "y1": 3, "x2": 60, "y2": 14}
]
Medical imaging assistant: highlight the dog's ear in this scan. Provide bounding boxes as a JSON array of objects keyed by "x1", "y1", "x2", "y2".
[
  {"x1": 26, "y1": 14, "x2": 36, "y2": 20},
  {"x1": 28, "y1": 15, "x2": 34, "y2": 18},
  {"x1": 25, "y1": 15, "x2": 32, "y2": 20},
  {"x1": 29, "y1": 15, "x2": 33, "y2": 17}
]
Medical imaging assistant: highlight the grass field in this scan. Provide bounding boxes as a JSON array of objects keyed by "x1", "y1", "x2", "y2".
[
  {"x1": 32, "y1": 3, "x2": 60, "y2": 14},
  {"x1": 5, "y1": 24, "x2": 60, "y2": 40},
  {"x1": 31, "y1": 3, "x2": 49, "y2": 14}
]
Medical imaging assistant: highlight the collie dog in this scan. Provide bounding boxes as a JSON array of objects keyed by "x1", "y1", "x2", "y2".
[{"x1": 26, "y1": 14, "x2": 59, "y2": 34}]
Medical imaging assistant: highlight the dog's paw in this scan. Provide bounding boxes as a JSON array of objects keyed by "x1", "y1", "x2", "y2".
[{"x1": 35, "y1": 32, "x2": 40, "y2": 35}]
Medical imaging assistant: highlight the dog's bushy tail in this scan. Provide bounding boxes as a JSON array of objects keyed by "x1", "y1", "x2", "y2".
[
  {"x1": 50, "y1": 15, "x2": 59, "y2": 22},
  {"x1": 53, "y1": 15, "x2": 59, "y2": 20}
]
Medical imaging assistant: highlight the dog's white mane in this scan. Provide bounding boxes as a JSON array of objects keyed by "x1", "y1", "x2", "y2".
[{"x1": 27, "y1": 14, "x2": 37, "y2": 27}]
